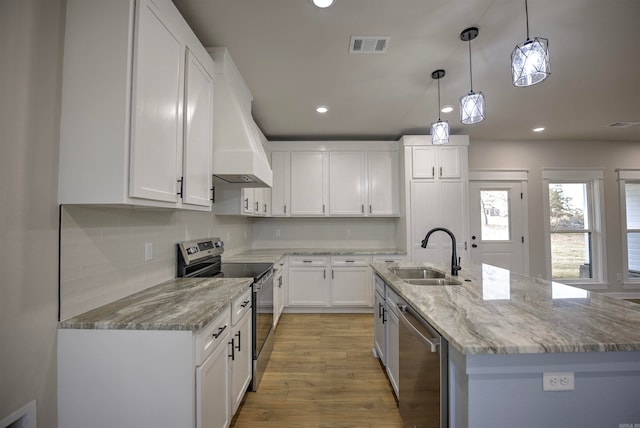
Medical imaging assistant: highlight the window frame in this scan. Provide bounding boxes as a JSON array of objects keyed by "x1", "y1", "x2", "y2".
[
  {"x1": 617, "y1": 169, "x2": 640, "y2": 289},
  {"x1": 542, "y1": 168, "x2": 606, "y2": 288}
]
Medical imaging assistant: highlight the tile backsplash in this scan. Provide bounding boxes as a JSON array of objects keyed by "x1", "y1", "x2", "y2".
[{"x1": 59, "y1": 205, "x2": 253, "y2": 320}]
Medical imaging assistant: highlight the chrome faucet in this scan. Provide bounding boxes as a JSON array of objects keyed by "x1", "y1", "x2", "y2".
[{"x1": 421, "y1": 227, "x2": 461, "y2": 276}]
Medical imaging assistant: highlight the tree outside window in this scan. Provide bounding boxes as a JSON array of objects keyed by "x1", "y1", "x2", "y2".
[{"x1": 548, "y1": 183, "x2": 592, "y2": 279}]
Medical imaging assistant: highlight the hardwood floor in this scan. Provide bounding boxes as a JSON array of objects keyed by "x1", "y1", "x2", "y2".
[{"x1": 230, "y1": 313, "x2": 403, "y2": 428}]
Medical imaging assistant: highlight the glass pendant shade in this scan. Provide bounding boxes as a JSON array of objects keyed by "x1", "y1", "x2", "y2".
[
  {"x1": 430, "y1": 120, "x2": 449, "y2": 145},
  {"x1": 511, "y1": 37, "x2": 550, "y2": 87},
  {"x1": 460, "y1": 91, "x2": 485, "y2": 125}
]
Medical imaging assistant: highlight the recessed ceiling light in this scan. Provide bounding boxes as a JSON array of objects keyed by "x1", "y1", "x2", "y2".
[
  {"x1": 311, "y1": 0, "x2": 334, "y2": 8},
  {"x1": 315, "y1": 105, "x2": 329, "y2": 113},
  {"x1": 441, "y1": 105, "x2": 454, "y2": 114},
  {"x1": 533, "y1": 127, "x2": 545, "y2": 132}
]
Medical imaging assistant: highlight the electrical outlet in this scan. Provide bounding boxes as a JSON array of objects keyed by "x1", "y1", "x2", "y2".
[
  {"x1": 275, "y1": 229, "x2": 281, "y2": 238},
  {"x1": 543, "y1": 372, "x2": 575, "y2": 391},
  {"x1": 144, "y1": 242, "x2": 153, "y2": 262},
  {"x1": 346, "y1": 228, "x2": 352, "y2": 237}
]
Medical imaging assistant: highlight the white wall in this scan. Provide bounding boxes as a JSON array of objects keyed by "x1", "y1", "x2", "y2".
[
  {"x1": 251, "y1": 217, "x2": 399, "y2": 250},
  {"x1": 60, "y1": 207, "x2": 254, "y2": 319},
  {"x1": 0, "y1": 0, "x2": 65, "y2": 424},
  {"x1": 469, "y1": 139, "x2": 640, "y2": 291}
]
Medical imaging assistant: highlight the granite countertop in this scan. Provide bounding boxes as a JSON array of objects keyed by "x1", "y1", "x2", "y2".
[
  {"x1": 371, "y1": 261, "x2": 640, "y2": 355},
  {"x1": 224, "y1": 248, "x2": 405, "y2": 264},
  {"x1": 58, "y1": 277, "x2": 253, "y2": 331}
]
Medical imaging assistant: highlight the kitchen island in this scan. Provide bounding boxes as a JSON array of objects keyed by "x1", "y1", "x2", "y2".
[{"x1": 372, "y1": 261, "x2": 640, "y2": 428}]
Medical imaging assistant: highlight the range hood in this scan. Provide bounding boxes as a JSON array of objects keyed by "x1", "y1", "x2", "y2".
[{"x1": 208, "y1": 48, "x2": 272, "y2": 187}]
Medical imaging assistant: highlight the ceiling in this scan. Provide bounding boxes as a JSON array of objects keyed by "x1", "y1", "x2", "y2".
[{"x1": 173, "y1": 0, "x2": 640, "y2": 142}]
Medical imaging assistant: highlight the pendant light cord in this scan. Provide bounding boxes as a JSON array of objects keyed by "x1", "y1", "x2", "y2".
[
  {"x1": 437, "y1": 78, "x2": 441, "y2": 121},
  {"x1": 525, "y1": 0, "x2": 530, "y2": 40},
  {"x1": 468, "y1": 40, "x2": 473, "y2": 92}
]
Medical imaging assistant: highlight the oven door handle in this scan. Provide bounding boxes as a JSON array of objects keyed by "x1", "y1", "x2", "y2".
[{"x1": 397, "y1": 304, "x2": 440, "y2": 353}]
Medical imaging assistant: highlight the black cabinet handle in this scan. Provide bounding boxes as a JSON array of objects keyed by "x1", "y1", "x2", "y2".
[
  {"x1": 235, "y1": 331, "x2": 241, "y2": 352},
  {"x1": 212, "y1": 324, "x2": 227, "y2": 339},
  {"x1": 240, "y1": 300, "x2": 250, "y2": 308},
  {"x1": 228, "y1": 338, "x2": 235, "y2": 360}
]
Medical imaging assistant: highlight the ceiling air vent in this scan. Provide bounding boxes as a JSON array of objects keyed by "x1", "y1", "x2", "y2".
[
  {"x1": 349, "y1": 36, "x2": 390, "y2": 54},
  {"x1": 607, "y1": 121, "x2": 640, "y2": 128}
]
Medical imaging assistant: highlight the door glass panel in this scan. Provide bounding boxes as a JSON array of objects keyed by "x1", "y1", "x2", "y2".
[
  {"x1": 550, "y1": 232, "x2": 592, "y2": 279},
  {"x1": 480, "y1": 190, "x2": 509, "y2": 240}
]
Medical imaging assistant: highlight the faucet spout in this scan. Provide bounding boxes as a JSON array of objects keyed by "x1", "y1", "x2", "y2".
[{"x1": 420, "y1": 227, "x2": 461, "y2": 276}]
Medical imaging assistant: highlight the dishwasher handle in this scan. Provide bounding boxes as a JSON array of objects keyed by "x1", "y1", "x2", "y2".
[{"x1": 397, "y1": 304, "x2": 441, "y2": 353}]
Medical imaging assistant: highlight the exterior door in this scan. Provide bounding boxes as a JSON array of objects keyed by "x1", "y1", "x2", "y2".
[{"x1": 469, "y1": 181, "x2": 527, "y2": 273}]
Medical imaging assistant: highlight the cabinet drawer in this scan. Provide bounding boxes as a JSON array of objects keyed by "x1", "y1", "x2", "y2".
[
  {"x1": 196, "y1": 307, "x2": 230, "y2": 365},
  {"x1": 288, "y1": 256, "x2": 329, "y2": 267},
  {"x1": 372, "y1": 255, "x2": 406, "y2": 264},
  {"x1": 231, "y1": 288, "x2": 252, "y2": 326},
  {"x1": 386, "y1": 286, "x2": 401, "y2": 316},
  {"x1": 330, "y1": 255, "x2": 371, "y2": 267}
]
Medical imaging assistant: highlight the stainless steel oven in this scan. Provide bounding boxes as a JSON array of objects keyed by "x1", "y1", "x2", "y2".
[
  {"x1": 219, "y1": 262, "x2": 274, "y2": 392},
  {"x1": 398, "y1": 303, "x2": 448, "y2": 428},
  {"x1": 176, "y1": 238, "x2": 275, "y2": 392}
]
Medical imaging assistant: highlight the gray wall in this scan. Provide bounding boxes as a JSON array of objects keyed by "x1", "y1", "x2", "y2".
[
  {"x1": 469, "y1": 139, "x2": 640, "y2": 291},
  {"x1": 0, "y1": 0, "x2": 65, "y2": 424}
]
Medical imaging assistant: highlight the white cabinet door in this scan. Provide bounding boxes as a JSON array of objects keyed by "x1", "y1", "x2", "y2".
[
  {"x1": 330, "y1": 266, "x2": 372, "y2": 306},
  {"x1": 411, "y1": 179, "x2": 467, "y2": 265},
  {"x1": 129, "y1": 0, "x2": 182, "y2": 203},
  {"x1": 270, "y1": 152, "x2": 291, "y2": 216},
  {"x1": 197, "y1": 334, "x2": 230, "y2": 428},
  {"x1": 182, "y1": 49, "x2": 213, "y2": 208},
  {"x1": 329, "y1": 152, "x2": 366, "y2": 216},
  {"x1": 385, "y1": 288, "x2": 400, "y2": 397},
  {"x1": 288, "y1": 266, "x2": 329, "y2": 306},
  {"x1": 230, "y1": 310, "x2": 252, "y2": 415},
  {"x1": 290, "y1": 152, "x2": 329, "y2": 216},
  {"x1": 412, "y1": 146, "x2": 461, "y2": 180},
  {"x1": 368, "y1": 151, "x2": 399, "y2": 216},
  {"x1": 373, "y1": 283, "x2": 386, "y2": 365}
]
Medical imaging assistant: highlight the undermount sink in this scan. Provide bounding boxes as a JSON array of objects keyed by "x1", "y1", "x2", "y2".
[
  {"x1": 390, "y1": 267, "x2": 446, "y2": 280},
  {"x1": 403, "y1": 278, "x2": 461, "y2": 286}
]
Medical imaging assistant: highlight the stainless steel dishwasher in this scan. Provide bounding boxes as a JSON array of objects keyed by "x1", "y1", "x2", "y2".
[{"x1": 398, "y1": 303, "x2": 448, "y2": 428}]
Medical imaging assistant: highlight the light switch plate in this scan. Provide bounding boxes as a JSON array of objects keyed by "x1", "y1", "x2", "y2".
[{"x1": 144, "y1": 242, "x2": 153, "y2": 261}]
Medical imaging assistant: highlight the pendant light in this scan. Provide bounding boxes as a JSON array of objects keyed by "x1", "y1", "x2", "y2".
[
  {"x1": 511, "y1": 0, "x2": 550, "y2": 87},
  {"x1": 430, "y1": 69, "x2": 449, "y2": 145},
  {"x1": 460, "y1": 27, "x2": 485, "y2": 125}
]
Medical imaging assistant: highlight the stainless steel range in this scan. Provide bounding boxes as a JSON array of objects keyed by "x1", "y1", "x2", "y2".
[{"x1": 177, "y1": 238, "x2": 275, "y2": 392}]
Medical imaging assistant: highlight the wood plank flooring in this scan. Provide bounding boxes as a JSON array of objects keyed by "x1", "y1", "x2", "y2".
[{"x1": 230, "y1": 313, "x2": 403, "y2": 428}]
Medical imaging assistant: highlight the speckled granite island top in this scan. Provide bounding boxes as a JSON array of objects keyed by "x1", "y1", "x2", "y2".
[
  {"x1": 59, "y1": 277, "x2": 253, "y2": 331},
  {"x1": 371, "y1": 262, "x2": 640, "y2": 355}
]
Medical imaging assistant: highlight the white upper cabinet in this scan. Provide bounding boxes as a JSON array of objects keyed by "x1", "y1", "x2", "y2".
[
  {"x1": 290, "y1": 151, "x2": 330, "y2": 216},
  {"x1": 412, "y1": 146, "x2": 462, "y2": 179},
  {"x1": 267, "y1": 141, "x2": 400, "y2": 218},
  {"x1": 270, "y1": 152, "x2": 291, "y2": 216},
  {"x1": 329, "y1": 152, "x2": 367, "y2": 216},
  {"x1": 368, "y1": 151, "x2": 400, "y2": 216},
  {"x1": 182, "y1": 50, "x2": 214, "y2": 208},
  {"x1": 58, "y1": 0, "x2": 214, "y2": 210}
]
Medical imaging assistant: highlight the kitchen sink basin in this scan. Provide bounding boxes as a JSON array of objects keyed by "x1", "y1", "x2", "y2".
[
  {"x1": 403, "y1": 278, "x2": 461, "y2": 286},
  {"x1": 389, "y1": 267, "x2": 445, "y2": 280}
]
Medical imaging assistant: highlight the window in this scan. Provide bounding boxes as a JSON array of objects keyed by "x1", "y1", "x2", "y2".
[
  {"x1": 543, "y1": 169, "x2": 605, "y2": 285},
  {"x1": 618, "y1": 170, "x2": 640, "y2": 286}
]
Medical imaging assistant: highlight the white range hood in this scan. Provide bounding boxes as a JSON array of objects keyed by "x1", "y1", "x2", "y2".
[{"x1": 208, "y1": 48, "x2": 272, "y2": 187}]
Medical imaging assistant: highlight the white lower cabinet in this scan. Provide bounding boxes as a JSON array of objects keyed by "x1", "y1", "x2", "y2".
[
  {"x1": 58, "y1": 307, "x2": 232, "y2": 428},
  {"x1": 287, "y1": 256, "x2": 373, "y2": 310},
  {"x1": 230, "y1": 288, "x2": 253, "y2": 415},
  {"x1": 196, "y1": 310, "x2": 232, "y2": 428},
  {"x1": 288, "y1": 257, "x2": 330, "y2": 306},
  {"x1": 330, "y1": 256, "x2": 372, "y2": 306},
  {"x1": 273, "y1": 257, "x2": 288, "y2": 327},
  {"x1": 373, "y1": 274, "x2": 386, "y2": 365},
  {"x1": 385, "y1": 286, "x2": 400, "y2": 397}
]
